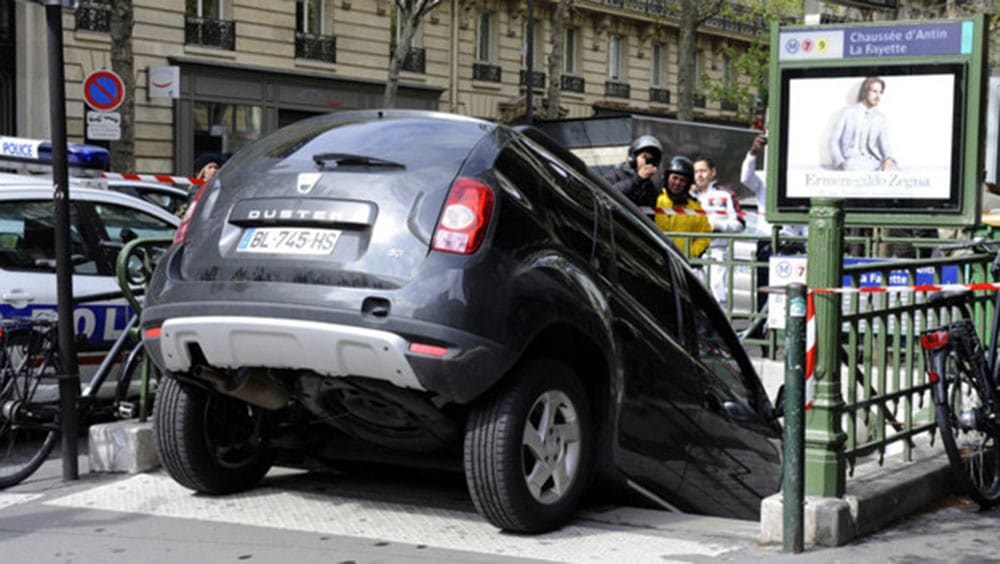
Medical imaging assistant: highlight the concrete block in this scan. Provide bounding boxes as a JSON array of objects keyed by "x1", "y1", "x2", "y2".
[
  {"x1": 759, "y1": 494, "x2": 854, "y2": 547},
  {"x1": 88, "y1": 420, "x2": 160, "y2": 474}
]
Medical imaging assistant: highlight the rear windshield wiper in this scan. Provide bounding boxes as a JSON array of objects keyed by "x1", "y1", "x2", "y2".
[{"x1": 312, "y1": 152, "x2": 406, "y2": 170}]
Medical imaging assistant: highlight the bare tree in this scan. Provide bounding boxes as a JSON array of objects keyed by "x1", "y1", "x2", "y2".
[
  {"x1": 384, "y1": 0, "x2": 442, "y2": 108},
  {"x1": 543, "y1": 0, "x2": 571, "y2": 120},
  {"x1": 110, "y1": 0, "x2": 135, "y2": 172}
]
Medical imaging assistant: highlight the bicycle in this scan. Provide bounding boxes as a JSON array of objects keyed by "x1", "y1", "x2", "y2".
[
  {"x1": 920, "y1": 238, "x2": 1000, "y2": 506},
  {"x1": 0, "y1": 236, "x2": 171, "y2": 488}
]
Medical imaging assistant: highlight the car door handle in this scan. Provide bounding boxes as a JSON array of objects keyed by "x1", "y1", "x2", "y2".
[{"x1": 2, "y1": 290, "x2": 35, "y2": 303}]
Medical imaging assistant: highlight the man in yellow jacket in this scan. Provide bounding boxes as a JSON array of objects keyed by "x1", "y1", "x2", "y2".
[{"x1": 655, "y1": 156, "x2": 712, "y2": 258}]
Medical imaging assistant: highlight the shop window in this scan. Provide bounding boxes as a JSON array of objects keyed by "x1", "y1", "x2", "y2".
[{"x1": 192, "y1": 102, "x2": 262, "y2": 166}]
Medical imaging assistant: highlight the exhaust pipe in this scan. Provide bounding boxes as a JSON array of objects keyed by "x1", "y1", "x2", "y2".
[{"x1": 192, "y1": 366, "x2": 290, "y2": 410}]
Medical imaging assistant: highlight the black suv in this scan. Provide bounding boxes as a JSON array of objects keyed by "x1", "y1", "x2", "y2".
[{"x1": 142, "y1": 110, "x2": 781, "y2": 533}]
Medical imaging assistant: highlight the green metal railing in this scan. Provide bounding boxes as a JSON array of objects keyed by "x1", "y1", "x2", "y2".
[
  {"x1": 839, "y1": 253, "x2": 994, "y2": 470},
  {"x1": 666, "y1": 212, "x2": 994, "y2": 497}
]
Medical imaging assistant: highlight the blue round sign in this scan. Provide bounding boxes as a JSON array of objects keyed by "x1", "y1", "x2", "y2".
[{"x1": 83, "y1": 70, "x2": 125, "y2": 112}]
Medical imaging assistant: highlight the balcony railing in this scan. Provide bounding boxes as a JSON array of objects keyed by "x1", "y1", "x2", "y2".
[
  {"x1": 649, "y1": 87, "x2": 670, "y2": 104},
  {"x1": 185, "y1": 16, "x2": 236, "y2": 50},
  {"x1": 473, "y1": 63, "x2": 501, "y2": 83},
  {"x1": 694, "y1": 94, "x2": 706, "y2": 108},
  {"x1": 591, "y1": 1, "x2": 767, "y2": 36},
  {"x1": 297, "y1": 32, "x2": 336, "y2": 63},
  {"x1": 605, "y1": 81, "x2": 630, "y2": 99},
  {"x1": 76, "y1": 1, "x2": 111, "y2": 33},
  {"x1": 389, "y1": 46, "x2": 426, "y2": 74},
  {"x1": 561, "y1": 75, "x2": 585, "y2": 93},
  {"x1": 519, "y1": 70, "x2": 546, "y2": 89}
]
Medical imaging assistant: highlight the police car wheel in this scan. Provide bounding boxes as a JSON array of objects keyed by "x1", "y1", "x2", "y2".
[{"x1": 155, "y1": 376, "x2": 274, "y2": 494}]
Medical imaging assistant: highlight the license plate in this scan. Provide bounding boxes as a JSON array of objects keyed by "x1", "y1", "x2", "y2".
[{"x1": 237, "y1": 227, "x2": 341, "y2": 255}]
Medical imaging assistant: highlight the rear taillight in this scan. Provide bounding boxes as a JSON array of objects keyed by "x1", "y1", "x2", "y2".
[
  {"x1": 173, "y1": 182, "x2": 208, "y2": 244},
  {"x1": 431, "y1": 177, "x2": 494, "y2": 255},
  {"x1": 920, "y1": 330, "x2": 950, "y2": 351}
]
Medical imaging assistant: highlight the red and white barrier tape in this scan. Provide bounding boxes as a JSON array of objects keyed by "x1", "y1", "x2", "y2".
[
  {"x1": 812, "y1": 282, "x2": 1000, "y2": 295},
  {"x1": 801, "y1": 281, "x2": 1000, "y2": 410},
  {"x1": 805, "y1": 291, "x2": 816, "y2": 411},
  {"x1": 652, "y1": 206, "x2": 748, "y2": 217},
  {"x1": 101, "y1": 172, "x2": 205, "y2": 186}
]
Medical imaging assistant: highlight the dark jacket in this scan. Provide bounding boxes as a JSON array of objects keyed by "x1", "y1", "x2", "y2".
[{"x1": 604, "y1": 162, "x2": 659, "y2": 207}]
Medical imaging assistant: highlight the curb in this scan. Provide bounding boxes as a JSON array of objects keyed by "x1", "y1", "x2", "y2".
[{"x1": 760, "y1": 446, "x2": 954, "y2": 546}]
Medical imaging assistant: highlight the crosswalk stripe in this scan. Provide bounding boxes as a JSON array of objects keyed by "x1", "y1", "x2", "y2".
[{"x1": 46, "y1": 472, "x2": 751, "y2": 563}]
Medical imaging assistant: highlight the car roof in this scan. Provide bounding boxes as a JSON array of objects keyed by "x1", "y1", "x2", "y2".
[{"x1": 0, "y1": 182, "x2": 181, "y2": 226}]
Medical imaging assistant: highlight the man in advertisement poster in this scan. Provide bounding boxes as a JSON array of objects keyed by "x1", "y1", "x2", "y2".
[{"x1": 829, "y1": 76, "x2": 898, "y2": 172}]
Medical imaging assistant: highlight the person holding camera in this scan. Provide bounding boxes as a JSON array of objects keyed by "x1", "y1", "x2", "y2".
[{"x1": 604, "y1": 135, "x2": 663, "y2": 207}]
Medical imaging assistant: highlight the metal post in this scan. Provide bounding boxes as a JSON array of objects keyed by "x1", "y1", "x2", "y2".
[
  {"x1": 783, "y1": 282, "x2": 807, "y2": 554},
  {"x1": 525, "y1": 0, "x2": 534, "y2": 125},
  {"x1": 804, "y1": 199, "x2": 846, "y2": 497},
  {"x1": 46, "y1": 2, "x2": 80, "y2": 481}
]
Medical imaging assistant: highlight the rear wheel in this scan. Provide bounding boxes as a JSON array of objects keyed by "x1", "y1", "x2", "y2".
[
  {"x1": 464, "y1": 358, "x2": 593, "y2": 533},
  {"x1": 154, "y1": 376, "x2": 274, "y2": 494},
  {"x1": 936, "y1": 347, "x2": 1000, "y2": 506},
  {"x1": 0, "y1": 329, "x2": 59, "y2": 488}
]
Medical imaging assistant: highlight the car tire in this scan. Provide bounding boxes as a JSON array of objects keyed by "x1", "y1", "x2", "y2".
[
  {"x1": 154, "y1": 376, "x2": 274, "y2": 494},
  {"x1": 464, "y1": 357, "x2": 593, "y2": 533}
]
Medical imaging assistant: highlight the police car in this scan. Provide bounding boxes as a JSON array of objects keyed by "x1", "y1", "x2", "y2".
[{"x1": 0, "y1": 137, "x2": 180, "y2": 359}]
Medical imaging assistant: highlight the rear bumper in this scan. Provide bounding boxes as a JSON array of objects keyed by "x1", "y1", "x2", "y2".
[
  {"x1": 142, "y1": 303, "x2": 518, "y2": 404},
  {"x1": 155, "y1": 316, "x2": 423, "y2": 391}
]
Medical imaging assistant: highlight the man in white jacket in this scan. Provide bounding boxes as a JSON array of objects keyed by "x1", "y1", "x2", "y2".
[
  {"x1": 741, "y1": 133, "x2": 807, "y2": 313},
  {"x1": 692, "y1": 157, "x2": 745, "y2": 309}
]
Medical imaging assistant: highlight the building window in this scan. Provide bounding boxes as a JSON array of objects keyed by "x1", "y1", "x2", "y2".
[
  {"x1": 651, "y1": 43, "x2": 665, "y2": 87},
  {"x1": 187, "y1": 0, "x2": 223, "y2": 18},
  {"x1": 521, "y1": 17, "x2": 545, "y2": 69},
  {"x1": 390, "y1": 2, "x2": 424, "y2": 73},
  {"x1": 476, "y1": 11, "x2": 494, "y2": 63},
  {"x1": 295, "y1": 0, "x2": 335, "y2": 62},
  {"x1": 563, "y1": 27, "x2": 577, "y2": 75},
  {"x1": 76, "y1": 1, "x2": 111, "y2": 33},
  {"x1": 608, "y1": 35, "x2": 624, "y2": 81},
  {"x1": 185, "y1": 0, "x2": 234, "y2": 50},
  {"x1": 473, "y1": 10, "x2": 500, "y2": 82},
  {"x1": 296, "y1": 0, "x2": 322, "y2": 35},
  {"x1": 722, "y1": 54, "x2": 735, "y2": 90}
]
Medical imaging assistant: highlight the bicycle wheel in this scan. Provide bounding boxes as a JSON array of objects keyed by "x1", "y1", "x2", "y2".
[
  {"x1": 0, "y1": 328, "x2": 60, "y2": 488},
  {"x1": 936, "y1": 343, "x2": 1000, "y2": 506}
]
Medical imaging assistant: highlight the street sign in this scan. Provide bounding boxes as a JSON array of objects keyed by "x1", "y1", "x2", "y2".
[
  {"x1": 148, "y1": 66, "x2": 180, "y2": 99},
  {"x1": 86, "y1": 111, "x2": 121, "y2": 141},
  {"x1": 83, "y1": 69, "x2": 125, "y2": 112}
]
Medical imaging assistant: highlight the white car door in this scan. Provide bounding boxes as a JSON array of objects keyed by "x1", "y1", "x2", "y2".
[{"x1": 0, "y1": 186, "x2": 178, "y2": 359}]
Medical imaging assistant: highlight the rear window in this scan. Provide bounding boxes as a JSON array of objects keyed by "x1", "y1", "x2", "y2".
[{"x1": 226, "y1": 114, "x2": 495, "y2": 176}]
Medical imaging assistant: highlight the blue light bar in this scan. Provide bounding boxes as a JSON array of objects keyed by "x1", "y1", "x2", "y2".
[{"x1": 0, "y1": 136, "x2": 110, "y2": 172}]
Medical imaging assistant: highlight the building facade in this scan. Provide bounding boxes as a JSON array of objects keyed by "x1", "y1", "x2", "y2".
[{"x1": 6, "y1": 0, "x2": 763, "y2": 175}]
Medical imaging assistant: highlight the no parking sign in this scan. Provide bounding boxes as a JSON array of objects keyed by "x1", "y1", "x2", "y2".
[{"x1": 83, "y1": 70, "x2": 125, "y2": 112}]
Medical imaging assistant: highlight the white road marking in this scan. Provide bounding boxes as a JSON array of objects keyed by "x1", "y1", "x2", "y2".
[{"x1": 46, "y1": 472, "x2": 752, "y2": 563}]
